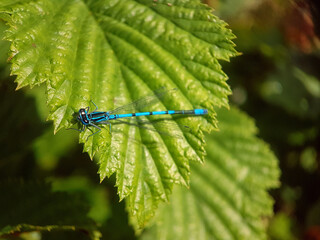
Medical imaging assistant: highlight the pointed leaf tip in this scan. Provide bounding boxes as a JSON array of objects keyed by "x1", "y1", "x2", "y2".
[{"x1": 1, "y1": 0, "x2": 237, "y2": 228}]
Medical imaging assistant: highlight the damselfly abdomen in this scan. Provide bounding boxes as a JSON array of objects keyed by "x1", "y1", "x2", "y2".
[{"x1": 76, "y1": 88, "x2": 208, "y2": 139}]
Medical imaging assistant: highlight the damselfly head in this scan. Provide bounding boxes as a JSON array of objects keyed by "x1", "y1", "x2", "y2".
[{"x1": 78, "y1": 108, "x2": 89, "y2": 125}]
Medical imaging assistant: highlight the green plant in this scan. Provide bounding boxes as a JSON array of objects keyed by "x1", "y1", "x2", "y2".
[{"x1": 0, "y1": 0, "x2": 279, "y2": 239}]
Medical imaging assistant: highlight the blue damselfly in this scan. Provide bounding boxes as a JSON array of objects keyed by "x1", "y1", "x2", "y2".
[{"x1": 76, "y1": 88, "x2": 208, "y2": 139}]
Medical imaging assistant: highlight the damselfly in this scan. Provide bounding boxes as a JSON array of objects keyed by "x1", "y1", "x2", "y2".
[{"x1": 76, "y1": 88, "x2": 208, "y2": 139}]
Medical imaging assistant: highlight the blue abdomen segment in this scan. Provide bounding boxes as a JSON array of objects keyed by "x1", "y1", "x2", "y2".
[
  {"x1": 194, "y1": 109, "x2": 208, "y2": 115},
  {"x1": 110, "y1": 109, "x2": 208, "y2": 120}
]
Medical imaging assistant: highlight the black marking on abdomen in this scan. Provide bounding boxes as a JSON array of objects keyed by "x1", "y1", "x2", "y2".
[{"x1": 184, "y1": 110, "x2": 195, "y2": 114}]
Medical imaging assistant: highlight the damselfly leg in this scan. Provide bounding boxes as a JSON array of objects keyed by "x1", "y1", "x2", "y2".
[
  {"x1": 86, "y1": 122, "x2": 102, "y2": 139},
  {"x1": 74, "y1": 88, "x2": 208, "y2": 141},
  {"x1": 90, "y1": 100, "x2": 99, "y2": 112}
]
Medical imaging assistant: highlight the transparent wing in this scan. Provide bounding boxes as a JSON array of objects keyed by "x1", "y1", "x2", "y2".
[
  {"x1": 110, "y1": 87, "x2": 177, "y2": 114},
  {"x1": 111, "y1": 116, "x2": 192, "y2": 139}
]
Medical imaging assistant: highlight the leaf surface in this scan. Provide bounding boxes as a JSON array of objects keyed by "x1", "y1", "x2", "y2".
[
  {"x1": 140, "y1": 107, "x2": 280, "y2": 239},
  {"x1": 0, "y1": 180, "x2": 100, "y2": 240},
  {"x1": 0, "y1": 0, "x2": 237, "y2": 227}
]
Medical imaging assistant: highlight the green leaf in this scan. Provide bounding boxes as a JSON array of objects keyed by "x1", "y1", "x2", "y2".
[
  {"x1": 0, "y1": 20, "x2": 10, "y2": 68},
  {"x1": 0, "y1": 80, "x2": 45, "y2": 163},
  {"x1": 268, "y1": 213, "x2": 296, "y2": 240},
  {"x1": 0, "y1": 180, "x2": 101, "y2": 240},
  {"x1": 140, "y1": 107, "x2": 280, "y2": 239},
  {"x1": 1, "y1": 224, "x2": 101, "y2": 240},
  {"x1": 260, "y1": 62, "x2": 320, "y2": 120},
  {"x1": 51, "y1": 176, "x2": 111, "y2": 225},
  {"x1": 32, "y1": 127, "x2": 78, "y2": 170},
  {"x1": 0, "y1": 0, "x2": 237, "y2": 227}
]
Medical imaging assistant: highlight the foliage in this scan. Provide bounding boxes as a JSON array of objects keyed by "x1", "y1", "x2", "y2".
[
  {"x1": 0, "y1": 180, "x2": 100, "y2": 240},
  {"x1": 0, "y1": 0, "x2": 238, "y2": 228},
  {"x1": 210, "y1": 0, "x2": 320, "y2": 239},
  {"x1": 0, "y1": 0, "x2": 284, "y2": 240},
  {"x1": 141, "y1": 107, "x2": 279, "y2": 240}
]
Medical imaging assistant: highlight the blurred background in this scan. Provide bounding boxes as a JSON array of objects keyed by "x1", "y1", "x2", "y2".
[
  {"x1": 0, "y1": 0, "x2": 320, "y2": 239},
  {"x1": 205, "y1": 0, "x2": 320, "y2": 239}
]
